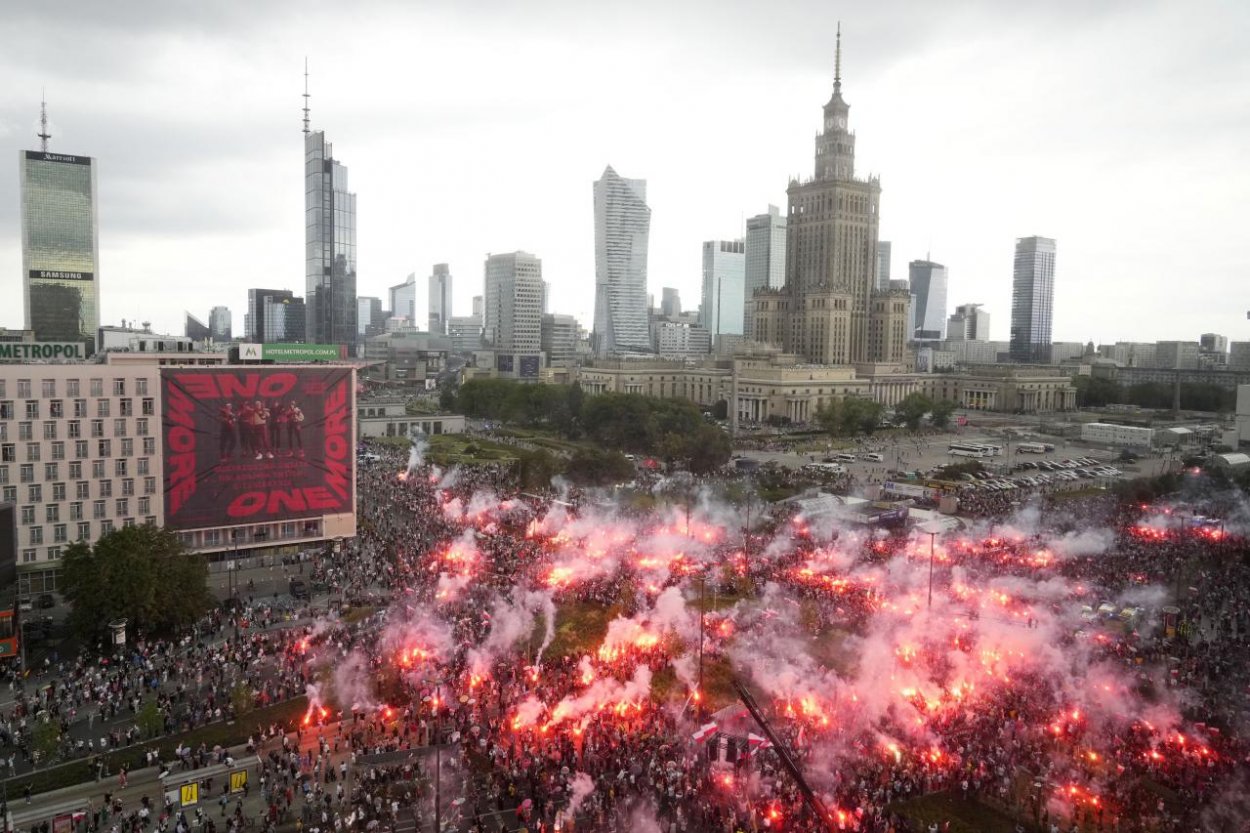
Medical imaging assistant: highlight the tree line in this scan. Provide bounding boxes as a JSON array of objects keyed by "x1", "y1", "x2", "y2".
[{"x1": 1074, "y1": 376, "x2": 1234, "y2": 412}]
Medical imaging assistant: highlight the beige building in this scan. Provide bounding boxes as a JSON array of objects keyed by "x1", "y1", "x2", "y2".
[{"x1": 917, "y1": 365, "x2": 1077, "y2": 412}]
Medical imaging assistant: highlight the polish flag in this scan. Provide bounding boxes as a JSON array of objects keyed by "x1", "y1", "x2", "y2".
[
  {"x1": 748, "y1": 733, "x2": 773, "y2": 755},
  {"x1": 692, "y1": 722, "x2": 718, "y2": 742}
]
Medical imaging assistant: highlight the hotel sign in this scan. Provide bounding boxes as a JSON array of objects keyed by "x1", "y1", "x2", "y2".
[
  {"x1": 0, "y1": 342, "x2": 85, "y2": 361},
  {"x1": 24, "y1": 150, "x2": 91, "y2": 166}
]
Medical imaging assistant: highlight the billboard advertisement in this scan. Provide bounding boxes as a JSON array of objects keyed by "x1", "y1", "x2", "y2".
[
  {"x1": 161, "y1": 367, "x2": 354, "y2": 530},
  {"x1": 237, "y1": 343, "x2": 345, "y2": 362}
]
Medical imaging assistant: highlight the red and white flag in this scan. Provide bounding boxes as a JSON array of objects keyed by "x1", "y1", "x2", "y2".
[
  {"x1": 748, "y1": 733, "x2": 773, "y2": 755},
  {"x1": 692, "y1": 722, "x2": 718, "y2": 742}
]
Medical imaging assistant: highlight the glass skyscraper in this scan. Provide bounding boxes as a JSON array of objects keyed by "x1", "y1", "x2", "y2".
[
  {"x1": 593, "y1": 166, "x2": 651, "y2": 356},
  {"x1": 1010, "y1": 236, "x2": 1056, "y2": 363},
  {"x1": 305, "y1": 130, "x2": 357, "y2": 346},
  {"x1": 20, "y1": 150, "x2": 99, "y2": 352}
]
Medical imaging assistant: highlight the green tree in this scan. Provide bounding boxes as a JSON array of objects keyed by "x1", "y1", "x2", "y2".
[
  {"x1": 230, "y1": 684, "x2": 256, "y2": 719},
  {"x1": 136, "y1": 700, "x2": 165, "y2": 738},
  {"x1": 438, "y1": 382, "x2": 458, "y2": 412},
  {"x1": 61, "y1": 525, "x2": 213, "y2": 642},
  {"x1": 513, "y1": 449, "x2": 565, "y2": 490},
  {"x1": 815, "y1": 397, "x2": 883, "y2": 437},
  {"x1": 565, "y1": 448, "x2": 636, "y2": 487},
  {"x1": 30, "y1": 720, "x2": 61, "y2": 765},
  {"x1": 680, "y1": 423, "x2": 733, "y2": 475},
  {"x1": 894, "y1": 393, "x2": 933, "y2": 430},
  {"x1": 929, "y1": 399, "x2": 958, "y2": 429}
]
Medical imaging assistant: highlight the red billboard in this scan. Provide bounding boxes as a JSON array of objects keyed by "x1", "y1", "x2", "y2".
[{"x1": 161, "y1": 367, "x2": 355, "y2": 530}]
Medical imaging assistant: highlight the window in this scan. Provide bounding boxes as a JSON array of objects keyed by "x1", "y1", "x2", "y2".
[
  {"x1": 69, "y1": 502, "x2": 83, "y2": 521},
  {"x1": 28, "y1": 484, "x2": 41, "y2": 502},
  {"x1": 144, "y1": 476, "x2": 156, "y2": 495},
  {"x1": 92, "y1": 500, "x2": 106, "y2": 519},
  {"x1": 99, "y1": 480, "x2": 112, "y2": 498},
  {"x1": 25, "y1": 401, "x2": 38, "y2": 419},
  {"x1": 115, "y1": 498, "x2": 128, "y2": 516},
  {"x1": 26, "y1": 444, "x2": 40, "y2": 462},
  {"x1": 143, "y1": 437, "x2": 155, "y2": 455},
  {"x1": 76, "y1": 481, "x2": 89, "y2": 499},
  {"x1": 121, "y1": 478, "x2": 134, "y2": 496},
  {"x1": 45, "y1": 505, "x2": 58, "y2": 523},
  {"x1": 138, "y1": 496, "x2": 150, "y2": 515},
  {"x1": 51, "y1": 441, "x2": 64, "y2": 460},
  {"x1": 43, "y1": 463, "x2": 57, "y2": 480},
  {"x1": 66, "y1": 379, "x2": 79, "y2": 397},
  {"x1": 20, "y1": 506, "x2": 34, "y2": 524},
  {"x1": 0, "y1": 401, "x2": 11, "y2": 419},
  {"x1": 114, "y1": 419, "x2": 127, "y2": 437},
  {"x1": 100, "y1": 520, "x2": 114, "y2": 535},
  {"x1": 0, "y1": 444, "x2": 13, "y2": 462},
  {"x1": 21, "y1": 549, "x2": 36, "y2": 564},
  {"x1": 19, "y1": 464, "x2": 33, "y2": 483},
  {"x1": 137, "y1": 458, "x2": 149, "y2": 475},
  {"x1": 73, "y1": 399, "x2": 87, "y2": 418},
  {"x1": 136, "y1": 418, "x2": 148, "y2": 436},
  {"x1": 68, "y1": 461, "x2": 81, "y2": 479},
  {"x1": 75, "y1": 440, "x2": 88, "y2": 459},
  {"x1": 91, "y1": 460, "x2": 105, "y2": 478},
  {"x1": 47, "y1": 546, "x2": 61, "y2": 560},
  {"x1": 1, "y1": 487, "x2": 14, "y2": 503},
  {"x1": 0, "y1": 424, "x2": 5, "y2": 442},
  {"x1": 18, "y1": 423, "x2": 32, "y2": 441},
  {"x1": 49, "y1": 400, "x2": 63, "y2": 418},
  {"x1": 0, "y1": 466, "x2": 6, "y2": 485},
  {"x1": 29, "y1": 527, "x2": 42, "y2": 545},
  {"x1": 136, "y1": 378, "x2": 148, "y2": 396},
  {"x1": 141, "y1": 397, "x2": 154, "y2": 416},
  {"x1": 42, "y1": 422, "x2": 56, "y2": 440},
  {"x1": 120, "y1": 438, "x2": 133, "y2": 456},
  {"x1": 123, "y1": 517, "x2": 136, "y2": 529},
  {"x1": 120, "y1": 399, "x2": 133, "y2": 417},
  {"x1": 115, "y1": 459, "x2": 127, "y2": 477},
  {"x1": 52, "y1": 482, "x2": 66, "y2": 501},
  {"x1": 97, "y1": 439, "x2": 111, "y2": 457},
  {"x1": 90, "y1": 420, "x2": 103, "y2": 438},
  {"x1": 113, "y1": 379, "x2": 126, "y2": 396},
  {"x1": 68, "y1": 420, "x2": 80, "y2": 438},
  {"x1": 41, "y1": 379, "x2": 55, "y2": 397},
  {"x1": 96, "y1": 399, "x2": 110, "y2": 417},
  {"x1": 89, "y1": 379, "x2": 102, "y2": 397},
  {"x1": 17, "y1": 380, "x2": 31, "y2": 398},
  {"x1": 76, "y1": 522, "x2": 90, "y2": 541}
]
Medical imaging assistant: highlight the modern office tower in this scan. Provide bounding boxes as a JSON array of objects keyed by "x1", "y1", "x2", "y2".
[
  {"x1": 1200, "y1": 333, "x2": 1228, "y2": 355},
  {"x1": 209, "y1": 306, "x2": 232, "y2": 340},
  {"x1": 541, "y1": 313, "x2": 579, "y2": 366},
  {"x1": 472, "y1": 295, "x2": 483, "y2": 319},
  {"x1": 246, "y1": 289, "x2": 305, "y2": 343},
  {"x1": 875, "y1": 241, "x2": 892, "y2": 290},
  {"x1": 428, "y1": 264, "x2": 452, "y2": 334},
  {"x1": 1009, "y1": 236, "x2": 1056, "y2": 363},
  {"x1": 592, "y1": 165, "x2": 651, "y2": 356},
  {"x1": 1154, "y1": 341, "x2": 1200, "y2": 370},
  {"x1": 20, "y1": 108, "x2": 100, "y2": 352},
  {"x1": 700, "y1": 240, "x2": 747, "y2": 338},
  {"x1": 357, "y1": 296, "x2": 384, "y2": 336},
  {"x1": 947, "y1": 303, "x2": 991, "y2": 342},
  {"x1": 185, "y1": 313, "x2": 211, "y2": 341},
  {"x1": 388, "y1": 274, "x2": 418, "y2": 327},
  {"x1": 660, "y1": 288, "x2": 682, "y2": 319},
  {"x1": 744, "y1": 206, "x2": 786, "y2": 339},
  {"x1": 483, "y1": 252, "x2": 543, "y2": 353},
  {"x1": 750, "y1": 26, "x2": 882, "y2": 364},
  {"x1": 908, "y1": 260, "x2": 948, "y2": 342},
  {"x1": 304, "y1": 124, "x2": 357, "y2": 345}
]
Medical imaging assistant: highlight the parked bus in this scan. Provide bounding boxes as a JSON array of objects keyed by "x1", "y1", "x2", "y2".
[
  {"x1": 948, "y1": 443, "x2": 992, "y2": 458},
  {"x1": 979, "y1": 444, "x2": 1003, "y2": 456},
  {"x1": 1017, "y1": 442, "x2": 1047, "y2": 454},
  {"x1": 0, "y1": 608, "x2": 18, "y2": 662}
]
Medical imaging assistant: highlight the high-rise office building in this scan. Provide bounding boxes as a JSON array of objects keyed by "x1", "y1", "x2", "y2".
[
  {"x1": 428, "y1": 264, "x2": 452, "y2": 335},
  {"x1": 472, "y1": 296, "x2": 483, "y2": 319},
  {"x1": 947, "y1": 303, "x2": 991, "y2": 342},
  {"x1": 246, "y1": 289, "x2": 305, "y2": 343},
  {"x1": 20, "y1": 139, "x2": 100, "y2": 352},
  {"x1": 660, "y1": 288, "x2": 682, "y2": 319},
  {"x1": 875, "y1": 241, "x2": 892, "y2": 291},
  {"x1": 744, "y1": 206, "x2": 786, "y2": 340},
  {"x1": 483, "y1": 252, "x2": 543, "y2": 353},
  {"x1": 700, "y1": 240, "x2": 746, "y2": 339},
  {"x1": 1009, "y1": 236, "x2": 1056, "y2": 363},
  {"x1": 389, "y1": 275, "x2": 418, "y2": 327},
  {"x1": 749, "y1": 27, "x2": 884, "y2": 364},
  {"x1": 185, "y1": 313, "x2": 211, "y2": 341},
  {"x1": 541, "y1": 313, "x2": 579, "y2": 367},
  {"x1": 357, "y1": 296, "x2": 383, "y2": 337},
  {"x1": 592, "y1": 166, "x2": 651, "y2": 356},
  {"x1": 209, "y1": 306, "x2": 232, "y2": 341},
  {"x1": 908, "y1": 260, "x2": 948, "y2": 342},
  {"x1": 304, "y1": 127, "x2": 357, "y2": 345}
]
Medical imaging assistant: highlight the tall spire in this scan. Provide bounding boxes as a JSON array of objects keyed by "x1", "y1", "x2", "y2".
[
  {"x1": 37, "y1": 90, "x2": 51, "y2": 152},
  {"x1": 834, "y1": 21, "x2": 842, "y2": 93},
  {"x1": 302, "y1": 58, "x2": 311, "y2": 135}
]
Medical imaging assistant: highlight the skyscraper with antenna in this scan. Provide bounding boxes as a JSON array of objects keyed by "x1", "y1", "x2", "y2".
[
  {"x1": 20, "y1": 96, "x2": 101, "y2": 351},
  {"x1": 303, "y1": 61, "x2": 359, "y2": 347}
]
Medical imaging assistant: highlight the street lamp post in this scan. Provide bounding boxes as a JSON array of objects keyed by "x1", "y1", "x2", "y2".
[
  {"x1": 919, "y1": 522, "x2": 943, "y2": 610},
  {"x1": 432, "y1": 682, "x2": 442, "y2": 833}
]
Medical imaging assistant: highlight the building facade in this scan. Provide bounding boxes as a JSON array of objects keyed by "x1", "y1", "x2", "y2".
[
  {"x1": 541, "y1": 313, "x2": 579, "y2": 367},
  {"x1": 592, "y1": 166, "x2": 651, "y2": 356},
  {"x1": 185, "y1": 314, "x2": 211, "y2": 341},
  {"x1": 660, "y1": 288, "x2": 682, "y2": 319},
  {"x1": 947, "y1": 303, "x2": 990, "y2": 342},
  {"x1": 361, "y1": 330, "x2": 450, "y2": 387},
  {"x1": 1009, "y1": 236, "x2": 1056, "y2": 363},
  {"x1": 744, "y1": 206, "x2": 787, "y2": 339},
  {"x1": 654, "y1": 321, "x2": 712, "y2": 358},
  {"x1": 428, "y1": 263, "x2": 452, "y2": 335},
  {"x1": 389, "y1": 275, "x2": 418, "y2": 328},
  {"x1": 209, "y1": 306, "x2": 232, "y2": 341},
  {"x1": 357, "y1": 296, "x2": 383, "y2": 337},
  {"x1": 875, "y1": 241, "x2": 892, "y2": 291},
  {"x1": 700, "y1": 240, "x2": 746, "y2": 339},
  {"x1": 1154, "y1": 341, "x2": 1200, "y2": 370},
  {"x1": 20, "y1": 150, "x2": 100, "y2": 353},
  {"x1": 908, "y1": 260, "x2": 948, "y2": 342},
  {"x1": 484, "y1": 252, "x2": 543, "y2": 354},
  {"x1": 304, "y1": 130, "x2": 357, "y2": 345},
  {"x1": 246, "y1": 289, "x2": 305, "y2": 343}
]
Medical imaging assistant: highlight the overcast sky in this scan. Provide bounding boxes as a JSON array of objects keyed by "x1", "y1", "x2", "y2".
[{"x1": 1, "y1": 0, "x2": 1247, "y2": 345}]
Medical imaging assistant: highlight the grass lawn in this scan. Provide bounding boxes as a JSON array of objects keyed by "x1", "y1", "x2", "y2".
[
  {"x1": 889, "y1": 793, "x2": 1035, "y2": 833},
  {"x1": 427, "y1": 434, "x2": 522, "y2": 466},
  {"x1": 533, "y1": 599, "x2": 626, "y2": 660}
]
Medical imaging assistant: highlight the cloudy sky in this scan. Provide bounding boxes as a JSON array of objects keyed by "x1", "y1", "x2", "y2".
[{"x1": 1, "y1": 0, "x2": 1247, "y2": 345}]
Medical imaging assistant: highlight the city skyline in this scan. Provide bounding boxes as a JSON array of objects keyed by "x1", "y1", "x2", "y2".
[{"x1": 0, "y1": 2, "x2": 1245, "y2": 344}]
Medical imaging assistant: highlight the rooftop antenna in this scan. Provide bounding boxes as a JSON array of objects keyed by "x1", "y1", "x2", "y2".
[
  {"x1": 834, "y1": 21, "x2": 842, "y2": 93},
  {"x1": 302, "y1": 58, "x2": 311, "y2": 135},
  {"x1": 37, "y1": 90, "x2": 51, "y2": 151}
]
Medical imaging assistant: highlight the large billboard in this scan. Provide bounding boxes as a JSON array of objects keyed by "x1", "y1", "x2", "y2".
[
  {"x1": 161, "y1": 367, "x2": 355, "y2": 530},
  {"x1": 238, "y1": 343, "x2": 346, "y2": 362}
]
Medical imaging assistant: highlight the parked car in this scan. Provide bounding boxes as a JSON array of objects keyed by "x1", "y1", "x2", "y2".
[
  {"x1": 861, "y1": 452, "x2": 884, "y2": 462},
  {"x1": 289, "y1": 579, "x2": 311, "y2": 600}
]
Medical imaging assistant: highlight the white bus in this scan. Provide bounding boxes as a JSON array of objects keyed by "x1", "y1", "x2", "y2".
[
  {"x1": 948, "y1": 443, "x2": 993, "y2": 458},
  {"x1": 979, "y1": 444, "x2": 1003, "y2": 456},
  {"x1": 1017, "y1": 442, "x2": 1047, "y2": 454}
]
